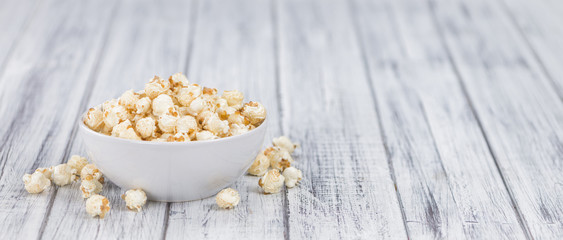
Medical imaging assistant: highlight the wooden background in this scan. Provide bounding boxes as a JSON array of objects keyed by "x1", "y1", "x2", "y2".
[{"x1": 0, "y1": 0, "x2": 562, "y2": 239}]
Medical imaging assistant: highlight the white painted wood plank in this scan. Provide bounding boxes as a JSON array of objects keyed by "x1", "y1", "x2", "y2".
[
  {"x1": 0, "y1": 0, "x2": 40, "y2": 71},
  {"x1": 350, "y1": 0, "x2": 528, "y2": 238},
  {"x1": 430, "y1": 0, "x2": 563, "y2": 238},
  {"x1": 164, "y1": 0, "x2": 285, "y2": 238},
  {"x1": 41, "y1": 0, "x2": 195, "y2": 239},
  {"x1": 0, "y1": 0, "x2": 117, "y2": 239},
  {"x1": 498, "y1": 0, "x2": 563, "y2": 99},
  {"x1": 276, "y1": 0, "x2": 408, "y2": 238}
]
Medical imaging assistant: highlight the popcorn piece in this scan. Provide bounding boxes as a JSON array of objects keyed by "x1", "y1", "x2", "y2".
[
  {"x1": 85, "y1": 194, "x2": 110, "y2": 218},
  {"x1": 134, "y1": 97, "x2": 152, "y2": 115},
  {"x1": 187, "y1": 97, "x2": 206, "y2": 115},
  {"x1": 282, "y1": 167, "x2": 302, "y2": 188},
  {"x1": 23, "y1": 172, "x2": 51, "y2": 193},
  {"x1": 202, "y1": 87, "x2": 218, "y2": 96},
  {"x1": 176, "y1": 115, "x2": 198, "y2": 134},
  {"x1": 84, "y1": 108, "x2": 104, "y2": 131},
  {"x1": 168, "y1": 132, "x2": 190, "y2": 142},
  {"x1": 258, "y1": 169, "x2": 285, "y2": 194},
  {"x1": 222, "y1": 90, "x2": 244, "y2": 110},
  {"x1": 227, "y1": 111, "x2": 250, "y2": 125},
  {"x1": 264, "y1": 147, "x2": 293, "y2": 170},
  {"x1": 170, "y1": 72, "x2": 189, "y2": 87},
  {"x1": 135, "y1": 117, "x2": 157, "y2": 139},
  {"x1": 152, "y1": 94, "x2": 175, "y2": 116},
  {"x1": 158, "y1": 114, "x2": 178, "y2": 133},
  {"x1": 81, "y1": 164, "x2": 104, "y2": 183},
  {"x1": 203, "y1": 114, "x2": 230, "y2": 136},
  {"x1": 229, "y1": 123, "x2": 250, "y2": 136},
  {"x1": 145, "y1": 76, "x2": 170, "y2": 99},
  {"x1": 273, "y1": 136, "x2": 299, "y2": 154},
  {"x1": 80, "y1": 175, "x2": 103, "y2": 198},
  {"x1": 67, "y1": 155, "x2": 89, "y2": 175},
  {"x1": 242, "y1": 101, "x2": 266, "y2": 126},
  {"x1": 118, "y1": 89, "x2": 139, "y2": 110},
  {"x1": 103, "y1": 105, "x2": 128, "y2": 128},
  {"x1": 247, "y1": 151, "x2": 269, "y2": 176},
  {"x1": 121, "y1": 189, "x2": 147, "y2": 212},
  {"x1": 215, "y1": 188, "x2": 240, "y2": 209},
  {"x1": 196, "y1": 130, "x2": 218, "y2": 141},
  {"x1": 112, "y1": 120, "x2": 141, "y2": 140},
  {"x1": 35, "y1": 167, "x2": 53, "y2": 180},
  {"x1": 51, "y1": 164, "x2": 78, "y2": 186},
  {"x1": 177, "y1": 84, "x2": 202, "y2": 106}
]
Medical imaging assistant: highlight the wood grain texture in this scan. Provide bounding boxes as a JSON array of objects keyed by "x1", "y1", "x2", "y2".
[
  {"x1": 0, "y1": 0, "x2": 117, "y2": 239},
  {"x1": 41, "y1": 0, "x2": 195, "y2": 239},
  {"x1": 430, "y1": 0, "x2": 563, "y2": 238},
  {"x1": 276, "y1": 0, "x2": 408, "y2": 238},
  {"x1": 164, "y1": 0, "x2": 286, "y2": 238},
  {"x1": 350, "y1": 0, "x2": 527, "y2": 238},
  {"x1": 0, "y1": 0, "x2": 40, "y2": 73}
]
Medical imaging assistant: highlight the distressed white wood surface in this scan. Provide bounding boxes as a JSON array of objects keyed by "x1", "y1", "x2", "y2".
[
  {"x1": 0, "y1": 0, "x2": 39, "y2": 72},
  {"x1": 41, "y1": 0, "x2": 194, "y2": 239},
  {"x1": 0, "y1": 0, "x2": 117, "y2": 239},
  {"x1": 165, "y1": 0, "x2": 286, "y2": 239},
  {"x1": 276, "y1": 0, "x2": 408, "y2": 238},
  {"x1": 430, "y1": 0, "x2": 563, "y2": 238},
  {"x1": 351, "y1": 0, "x2": 527, "y2": 238}
]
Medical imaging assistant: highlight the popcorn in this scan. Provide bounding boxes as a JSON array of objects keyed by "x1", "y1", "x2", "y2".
[
  {"x1": 258, "y1": 169, "x2": 285, "y2": 194},
  {"x1": 35, "y1": 167, "x2": 53, "y2": 180},
  {"x1": 282, "y1": 167, "x2": 302, "y2": 188},
  {"x1": 145, "y1": 76, "x2": 170, "y2": 99},
  {"x1": 242, "y1": 101, "x2": 266, "y2": 126},
  {"x1": 196, "y1": 130, "x2": 218, "y2": 141},
  {"x1": 222, "y1": 90, "x2": 244, "y2": 110},
  {"x1": 84, "y1": 108, "x2": 104, "y2": 131},
  {"x1": 51, "y1": 164, "x2": 78, "y2": 186},
  {"x1": 135, "y1": 117, "x2": 157, "y2": 138},
  {"x1": 121, "y1": 189, "x2": 147, "y2": 212},
  {"x1": 264, "y1": 147, "x2": 293, "y2": 170},
  {"x1": 273, "y1": 136, "x2": 299, "y2": 154},
  {"x1": 23, "y1": 172, "x2": 51, "y2": 193},
  {"x1": 85, "y1": 194, "x2": 110, "y2": 218},
  {"x1": 215, "y1": 188, "x2": 240, "y2": 209},
  {"x1": 81, "y1": 164, "x2": 104, "y2": 183},
  {"x1": 67, "y1": 155, "x2": 88, "y2": 175},
  {"x1": 118, "y1": 90, "x2": 139, "y2": 110},
  {"x1": 247, "y1": 151, "x2": 269, "y2": 176},
  {"x1": 80, "y1": 175, "x2": 103, "y2": 198},
  {"x1": 85, "y1": 73, "x2": 266, "y2": 142},
  {"x1": 152, "y1": 94, "x2": 175, "y2": 116}
]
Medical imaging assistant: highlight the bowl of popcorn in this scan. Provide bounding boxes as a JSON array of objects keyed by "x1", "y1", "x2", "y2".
[{"x1": 79, "y1": 73, "x2": 267, "y2": 202}]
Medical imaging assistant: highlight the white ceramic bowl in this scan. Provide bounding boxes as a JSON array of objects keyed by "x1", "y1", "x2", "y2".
[{"x1": 78, "y1": 112, "x2": 267, "y2": 202}]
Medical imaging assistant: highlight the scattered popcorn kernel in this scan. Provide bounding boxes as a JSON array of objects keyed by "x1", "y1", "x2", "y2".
[
  {"x1": 215, "y1": 188, "x2": 240, "y2": 209},
  {"x1": 258, "y1": 169, "x2": 285, "y2": 194},
  {"x1": 242, "y1": 101, "x2": 266, "y2": 126},
  {"x1": 196, "y1": 130, "x2": 218, "y2": 141},
  {"x1": 282, "y1": 167, "x2": 302, "y2": 188},
  {"x1": 51, "y1": 164, "x2": 78, "y2": 186},
  {"x1": 273, "y1": 136, "x2": 299, "y2": 154},
  {"x1": 145, "y1": 76, "x2": 170, "y2": 99},
  {"x1": 85, "y1": 194, "x2": 110, "y2": 218},
  {"x1": 203, "y1": 114, "x2": 230, "y2": 136},
  {"x1": 152, "y1": 94, "x2": 175, "y2": 116},
  {"x1": 247, "y1": 151, "x2": 269, "y2": 176},
  {"x1": 158, "y1": 114, "x2": 178, "y2": 133},
  {"x1": 35, "y1": 167, "x2": 53, "y2": 180},
  {"x1": 134, "y1": 97, "x2": 152, "y2": 115},
  {"x1": 264, "y1": 147, "x2": 294, "y2": 171},
  {"x1": 177, "y1": 84, "x2": 202, "y2": 106},
  {"x1": 67, "y1": 155, "x2": 88, "y2": 175},
  {"x1": 176, "y1": 115, "x2": 198, "y2": 134},
  {"x1": 23, "y1": 172, "x2": 51, "y2": 193},
  {"x1": 118, "y1": 89, "x2": 139, "y2": 110},
  {"x1": 229, "y1": 123, "x2": 250, "y2": 136},
  {"x1": 80, "y1": 175, "x2": 103, "y2": 198},
  {"x1": 81, "y1": 164, "x2": 103, "y2": 183},
  {"x1": 135, "y1": 117, "x2": 157, "y2": 139},
  {"x1": 103, "y1": 105, "x2": 128, "y2": 128},
  {"x1": 121, "y1": 189, "x2": 147, "y2": 212},
  {"x1": 84, "y1": 108, "x2": 104, "y2": 131},
  {"x1": 222, "y1": 90, "x2": 244, "y2": 110}
]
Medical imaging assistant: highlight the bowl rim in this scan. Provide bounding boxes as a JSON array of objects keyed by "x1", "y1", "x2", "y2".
[{"x1": 79, "y1": 107, "x2": 268, "y2": 146}]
